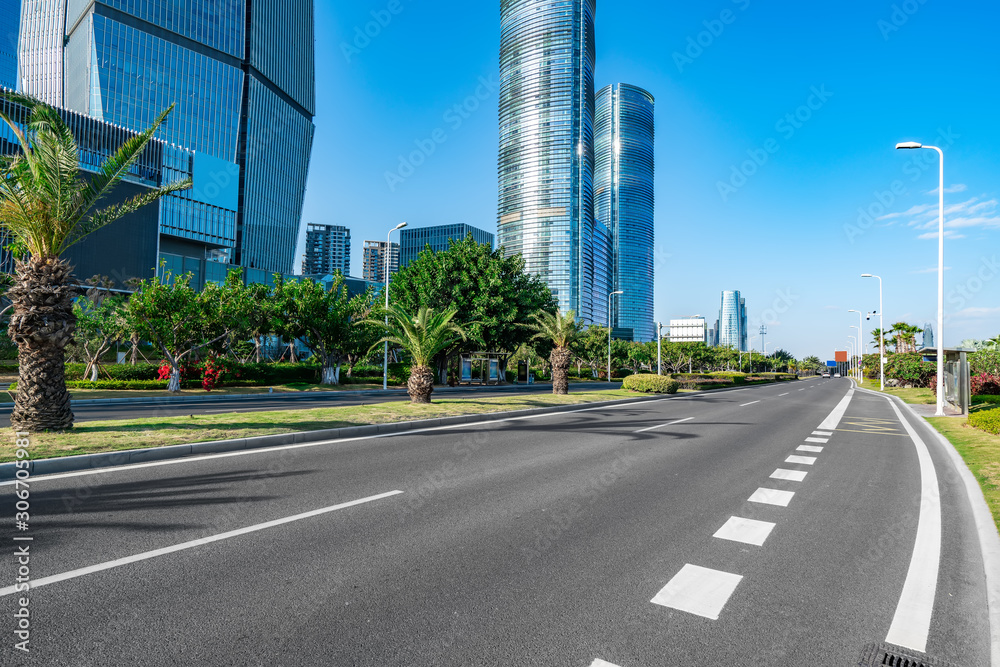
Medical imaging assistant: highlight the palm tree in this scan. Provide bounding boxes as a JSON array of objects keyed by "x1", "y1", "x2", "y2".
[
  {"x1": 0, "y1": 92, "x2": 190, "y2": 430},
  {"x1": 524, "y1": 309, "x2": 584, "y2": 395},
  {"x1": 367, "y1": 305, "x2": 466, "y2": 403}
]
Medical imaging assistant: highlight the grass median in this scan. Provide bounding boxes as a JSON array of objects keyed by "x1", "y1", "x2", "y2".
[{"x1": 1, "y1": 389, "x2": 637, "y2": 463}]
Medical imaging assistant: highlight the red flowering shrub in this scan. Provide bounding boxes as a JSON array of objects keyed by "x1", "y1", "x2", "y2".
[{"x1": 972, "y1": 373, "x2": 1000, "y2": 396}]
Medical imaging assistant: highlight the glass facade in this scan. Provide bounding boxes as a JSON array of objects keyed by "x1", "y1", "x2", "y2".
[
  {"x1": 20, "y1": 0, "x2": 315, "y2": 277},
  {"x1": 498, "y1": 0, "x2": 597, "y2": 322},
  {"x1": 718, "y1": 290, "x2": 748, "y2": 351},
  {"x1": 399, "y1": 223, "x2": 495, "y2": 268},
  {"x1": 595, "y1": 83, "x2": 655, "y2": 341},
  {"x1": 0, "y1": 0, "x2": 18, "y2": 89},
  {"x1": 302, "y1": 223, "x2": 351, "y2": 276}
]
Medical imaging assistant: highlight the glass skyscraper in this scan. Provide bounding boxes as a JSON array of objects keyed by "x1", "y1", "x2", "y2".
[
  {"x1": 719, "y1": 290, "x2": 748, "y2": 352},
  {"x1": 595, "y1": 83, "x2": 654, "y2": 342},
  {"x1": 18, "y1": 0, "x2": 315, "y2": 275},
  {"x1": 399, "y1": 223, "x2": 494, "y2": 268},
  {"x1": 498, "y1": 0, "x2": 599, "y2": 323}
]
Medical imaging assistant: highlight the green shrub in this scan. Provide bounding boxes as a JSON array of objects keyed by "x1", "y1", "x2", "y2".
[
  {"x1": 969, "y1": 405, "x2": 1000, "y2": 435},
  {"x1": 970, "y1": 348, "x2": 1000, "y2": 377},
  {"x1": 973, "y1": 395, "x2": 1000, "y2": 405},
  {"x1": 622, "y1": 374, "x2": 680, "y2": 394},
  {"x1": 11, "y1": 380, "x2": 170, "y2": 391}
]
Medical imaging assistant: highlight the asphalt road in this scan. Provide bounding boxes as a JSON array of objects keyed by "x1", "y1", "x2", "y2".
[
  {"x1": 0, "y1": 378, "x2": 991, "y2": 665},
  {"x1": 0, "y1": 382, "x2": 621, "y2": 425}
]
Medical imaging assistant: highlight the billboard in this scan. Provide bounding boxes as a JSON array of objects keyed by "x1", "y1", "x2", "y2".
[
  {"x1": 827, "y1": 361, "x2": 837, "y2": 367},
  {"x1": 835, "y1": 350, "x2": 848, "y2": 363}
]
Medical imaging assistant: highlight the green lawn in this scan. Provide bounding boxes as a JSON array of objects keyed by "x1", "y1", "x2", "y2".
[
  {"x1": 928, "y1": 417, "x2": 1000, "y2": 531},
  {"x1": 2, "y1": 389, "x2": 637, "y2": 463},
  {"x1": 857, "y1": 378, "x2": 936, "y2": 404}
]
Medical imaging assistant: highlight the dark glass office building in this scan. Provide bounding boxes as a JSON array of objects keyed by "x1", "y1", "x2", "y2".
[
  {"x1": 18, "y1": 0, "x2": 315, "y2": 276},
  {"x1": 498, "y1": 0, "x2": 599, "y2": 323},
  {"x1": 399, "y1": 223, "x2": 495, "y2": 268},
  {"x1": 595, "y1": 83, "x2": 655, "y2": 342},
  {"x1": 302, "y1": 223, "x2": 351, "y2": 276}
]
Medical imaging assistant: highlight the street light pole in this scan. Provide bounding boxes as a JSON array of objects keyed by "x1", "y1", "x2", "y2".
[
  {"x1": 897, "y1": 141, "x2": 945, "y2": 416},
  {"x1": 849, "y1": 310, "x2": 864, "y2": 382},
  {"x1": 862, "y1": 274, "x2": 884, "y2": 390},
  {"x1": 748, "y1": 334, "x2": 758, "y2": 374},
  {"x1": 657, "y1": 322, "x2": 664, "y2": 375},
  {"x1": 847, "y1": 335, "x2": 857, "y2": 381},
  {"x1": 383, "y1": 222, "x2": 407, "y2": 390},
  {"x1": 607, "y1": 290, "x2": 623, "y2": 381}
]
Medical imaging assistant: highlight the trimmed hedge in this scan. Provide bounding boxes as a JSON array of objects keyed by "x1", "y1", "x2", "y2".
[
  {"x1": 12, "y1": 380, "x2": 169, "y2": 391},
  {"x1": 622, "y1": 374, "x2": 680, "y2": 394},
  {"x1": 969, "y1": 405, "x2": 1000, "y2": 435},
  {"x1": 973, "y1": 395, "x2": 1000, "y2": 405}
]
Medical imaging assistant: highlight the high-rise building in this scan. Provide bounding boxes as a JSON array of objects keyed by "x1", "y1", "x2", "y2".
[
  {"x1": 0, "y1": 0, "x2": 18, "y2": 90},
  {"x1": 923, "y1": 322, "x2": 935, "y2": 349},
  {"x1": 362, "y1": 241, "x2": 399, "y2": 284},
  {"x1": 497, "y1": 0, "x2": 598, "y2": 323},
  {"x1": 399, "y1": 223, "x2": 494, "y2": 268},
  {"x1": 302, "y1": 224, "x2": 351, "y2": 277},
  {"x1": 718, "y1": 290, "x2": 748, "y2": 351},
  {"x1": 595, "y1": 83, "x2": 655, "y2": 342},
  {"x1": 18, "y1": 0, "x2": 315, "y2": 276},
  {"x1": 669, "y1": 318, "x2": 707, "y2": 344}
]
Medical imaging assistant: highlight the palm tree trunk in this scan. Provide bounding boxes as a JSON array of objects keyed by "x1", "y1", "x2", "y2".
[
  {"x1": 8, "y1": 257, "x2": 76, "y2": 431},
  {"x1": 408, "y1": 365, "x2": 435, "y2": 403},
  {"x1": 550, "y1": 346, "x2": 571, "y2": 395}
]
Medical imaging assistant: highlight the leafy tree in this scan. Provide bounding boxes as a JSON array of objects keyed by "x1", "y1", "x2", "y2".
[
  {"x1": 367, "y1": 305, "x2": 466, "y2": 403},
  {"x1": 276, "y1": 275, "x2": 362, "y2": 385},
  {"x1": 72, "y1": 276, "x2": 126, "y2": 381},
  {"x1": 524, "y1": 309, "x2": 584, "y2": 394},
  {"x1": 124, "y1": 269, "x2": 230, "y2": 392},
  {"x1": 801, "y1": 356, "x2": 823, "y2": 372},
  {"x1": 389, "y1": 235, "x2": 556, "y2": 377},
  {"x1": 344, "y1": 287, "x2": 379, "y2": 378},
  {"x1": 579, "y1": 325, "x2": 610, "y2": 378},
  {"x1": 0, "y1": 93, "x2": 189, "y2": 429}
]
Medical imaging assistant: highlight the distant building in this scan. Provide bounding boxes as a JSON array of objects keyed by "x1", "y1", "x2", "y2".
[
  {"x1": 923, "y1": 322, "x2": 935, "y2": 349},
  {"x1": 399, "y1": 223, "x2": 494, "y2": 268},
  {"x1": 708, "y1": 320, "x2": 720, "y2": 347},
  {"x1": 0, "y1": 0, "x2": 18, "y2": 90},
  {"x1": 669, "y1": 318, "x2": 707, "y2": 344},
  {"x1": 718, "y1": 291, "x2": 748, "y2": 351},
  {"x1": 302, "y1": 224, "x2": 351, "y2": 277},
  {"x1": 362, "y1": 241, "x2": 399, "y2": 283}
]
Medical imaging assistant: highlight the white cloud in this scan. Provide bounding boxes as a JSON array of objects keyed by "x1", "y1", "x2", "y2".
[
  {"x1": 882, "y1": 194, "x2": 1000, "y2": 239},
  {"x1": 917, "y1": 231, "x2": 965, "y2": 240},
  {"x1": 925, "y1": 183, "x2": 968, "y2": 195},
  {"x1": 950, "y1": 306, "x2": 1000, "y2": 319}
]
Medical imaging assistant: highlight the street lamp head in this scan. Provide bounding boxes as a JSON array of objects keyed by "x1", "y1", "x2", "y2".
[
  {"x1": 394, "y1": 222, "x2": 408, "y2": 231},
  {"x1": 848, "y1": 309, "x2": 859, "y2": 314},
  {"x1": 895, "y1": 141, "x2": 922, "y2": 150},
  {"x1": 861, "y1": 273, "x2": 873, "y2": 278},
  {"x1": 612, "y1": 290, "x2": 624, "y2": 295}
]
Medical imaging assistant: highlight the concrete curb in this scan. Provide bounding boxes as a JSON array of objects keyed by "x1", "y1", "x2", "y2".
[
  {"x1": 856, "y1": 383, "x2": 1000, "y2": 666},
  {"x1": 0, "y1": 394, "x2": 662, "y2": 481}
]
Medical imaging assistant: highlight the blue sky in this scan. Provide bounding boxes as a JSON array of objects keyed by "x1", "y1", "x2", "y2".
[{"x1": 301, "y1": 0, "x2": 1000, "y2": 360}]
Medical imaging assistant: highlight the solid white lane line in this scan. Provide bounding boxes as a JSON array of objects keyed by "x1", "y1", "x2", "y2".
[
  {"x1": 634, "y1": 417, "x2": 694, "y2": 433},
  {"x1": 812, "y1": 430, "x2": 833, "y2": 436},
  {"x1": 785, "y1": 455, "x2": 817, "y2": 465},
  {"x1": 0, "y1": 490, "x2": 403, "y2": 598},
  {"x1": 797, "y1": 445, "x2": 824, "y2": 453},
  {"x1": 748, "y1": 487, "x2": 795, "y2": 507},
  {"x1": 778, "y1": 392, "x2": 790, "y2": 397},
  {"x1": 884, "y1": 399, "x2": 942, "y2": 653},
  {"x1": 817, "y1": 388, "x2": 855, "y2": 431},
  {"x1": 713, "y1": 516, "x2": 776, "y2": 546},
  {"x1": 740, "y1": 401, "x2": 761, "y2": 407},
  {"x1": 771, "y1": 468, "x2": 807, "y2": 482},
  {"x1": 804, "y1": 437, "x2": 829, "y2": 444},
  {"x1": 651, "y1": 564, "x2": 743, "y2": 620},
  {"x1": 589, "y1": 660, "x2": 621, "y2": 667}
]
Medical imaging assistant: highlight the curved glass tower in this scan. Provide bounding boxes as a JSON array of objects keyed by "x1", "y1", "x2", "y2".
[
  {"x1": 498, "y1": 0, "x2": 597, "y2": 322},
  {"x1": 595, "y1": 83, "x2": 654, "y2": 341}
]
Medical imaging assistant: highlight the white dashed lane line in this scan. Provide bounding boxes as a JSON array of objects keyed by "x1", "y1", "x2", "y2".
[
  {"x1": 778, "y1": 392, "x2": 789, "y2": 396},
  {"x1": 813, "y1": 430, "x2": 833, "y2": 436},
  {"x1": 797, "y1": 445, "x2": 823, "y2": 453},
  {"x1": 740, "y1": 401, "x2": 761, "y2": 407},
  {"x1": 785, "y1": 455, "x2": 817, "y2": 466},
  {"x1": 650, "y1": 564, "x2": 744, "y2": 620},
  {"x1": 589, "y1": 660, "x2": 621, "y2": 667},
  {"x1": 634, "y1": 417, "x2": 693, "y2": 433},
  {"x1": 748, "y1": 487, "x2": 795, "y2": 507},
  {"x1": 771, "y1": 468, "x2": 808, "y2": 482},
  {"x1": 713, "y1": 516, "x2": 776, "y2": 546},
  {"x1": 805, "y1": 437, "x2": 829, "y2": 444}
]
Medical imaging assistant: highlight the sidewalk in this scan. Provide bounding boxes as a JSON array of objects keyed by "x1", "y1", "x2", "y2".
[{"x1": 909, "y1": 403, "x2": 965, "y2": 418}]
